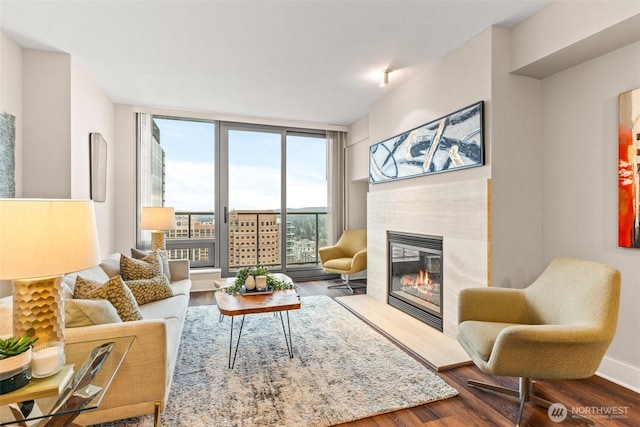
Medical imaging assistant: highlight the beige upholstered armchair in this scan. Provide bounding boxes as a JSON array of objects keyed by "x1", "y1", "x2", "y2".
[
  {"x1": 457, "y1": 257, "x2": 621, "y2": 426},
  {"x1": 318, "y1": 229, "x2": 367, "y2": 293}
]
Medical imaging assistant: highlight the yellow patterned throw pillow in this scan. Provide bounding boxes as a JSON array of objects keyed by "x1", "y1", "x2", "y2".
[
  {"x1": 125, "y1": 275, "x2": 174, "y2": 305},
  {"x1": 131, "y1": 248, "x2": 171, "y2": 282},
  {"x1": 74, "y1": 275, "x2": 143, "y2": 322},
  {"x1": 120, "y1": 252, "x2": 162, "y2": 281}
]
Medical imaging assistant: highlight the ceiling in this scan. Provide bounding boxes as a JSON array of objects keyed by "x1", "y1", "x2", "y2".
[{"x1": 1, "y1": 0, "x2": 552, "y2": 127}]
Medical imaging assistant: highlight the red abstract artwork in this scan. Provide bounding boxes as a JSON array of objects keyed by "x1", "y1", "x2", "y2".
[{"x1": 618, "y1": 88, "x2": 640, "y2": 247}]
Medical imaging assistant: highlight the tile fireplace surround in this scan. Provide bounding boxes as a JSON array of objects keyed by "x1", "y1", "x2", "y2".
[{"x1": 367, "y1": 178, "x2": 490, "y2": 338}]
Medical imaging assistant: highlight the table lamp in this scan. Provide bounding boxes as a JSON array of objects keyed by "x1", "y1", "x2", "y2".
[
  {"x1": 0, "y1": 199, "x2": 100, "y2": 344},
  {"x1": 141, "y1": 207, "x2": 176, "y2": 250}
]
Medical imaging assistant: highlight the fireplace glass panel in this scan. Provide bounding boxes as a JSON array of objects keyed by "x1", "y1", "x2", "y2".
[{"x1": 388, "y1": 232, "x2": 443, "y2": 330}]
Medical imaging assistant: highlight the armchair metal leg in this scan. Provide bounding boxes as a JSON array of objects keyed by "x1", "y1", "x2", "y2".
[
  {"x1": 327, "y1": 275, "x2": 366, "y2": 294},
  {"x1": 153, "y1": 401, "x2": 161, "y2": 427},
  {"x1": 468, "y1": 377, "x2": 594, "y2": 427}
]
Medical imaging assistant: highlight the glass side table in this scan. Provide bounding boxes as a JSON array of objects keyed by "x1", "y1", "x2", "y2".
[{"x1": 0, "y1": 335, "x2": 134, "y2": 426}]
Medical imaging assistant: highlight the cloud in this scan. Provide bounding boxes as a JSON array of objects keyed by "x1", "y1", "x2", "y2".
[
  {"x1": 165, "y1": 160, "x2": 215, "y2": 211},
  {"x1": 165, "y1": 161, "x2": 327, "y2": 213}
]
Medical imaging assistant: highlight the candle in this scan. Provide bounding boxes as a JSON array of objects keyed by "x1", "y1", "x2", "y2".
[
  {"x1": 255, "y1": 275, "x2": 267, "y2": 290},
  {"x1": 32, "y1": 343, "x2": 64, "y2": 377}
]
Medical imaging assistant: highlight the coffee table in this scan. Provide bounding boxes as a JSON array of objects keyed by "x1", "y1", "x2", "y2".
[{"x1": 214, "y1": 277, "x2": 300, "y2": 369}]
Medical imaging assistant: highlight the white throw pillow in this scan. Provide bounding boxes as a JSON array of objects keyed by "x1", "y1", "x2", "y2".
[
  {"x1": 65, "y1": 299, "x2": 123, "y2": 327},
  {"x1": 0, "y1": 296, "x2": 12, "y2": 336}
]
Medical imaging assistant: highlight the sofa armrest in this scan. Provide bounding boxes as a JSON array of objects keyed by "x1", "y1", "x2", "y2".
[
  {"x1": 65, "y1": 320, "x2": 168, "y2": 411},
  {"x1": 168, "y1": 259, "x2": 190, "y2": 281}
]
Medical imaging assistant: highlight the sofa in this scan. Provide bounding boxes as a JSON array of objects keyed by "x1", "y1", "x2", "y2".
[{"x1": 0, "y1": 252, "x2": 191, "y2": 427}]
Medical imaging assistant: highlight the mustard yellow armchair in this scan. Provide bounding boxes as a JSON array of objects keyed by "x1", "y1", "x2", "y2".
[
  {"x1": 457, "y1": 257, "x2": 621, "y2": 426},
  {"x1": 318, "y1": 229, "x2": 367, "y2": 293}
]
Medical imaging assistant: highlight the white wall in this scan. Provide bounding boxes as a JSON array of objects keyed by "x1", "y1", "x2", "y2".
[
  {"x1": 511, "y1": 0, "x2": 640, "y2": 78},
  {"x1": 22, "y1": 49, "x2": 71, "y2": 198},
  {"x1": 541, "y1": 39, "x2": 640, "y2": 391},
  {"x1": 489, "y1": 28, "x2": 543, "y2": 289},
  {"x1": 0, "y1": 38, "x2": 116, "y2": 293},
  {"x1": 20, "y1": 48, "x2": 116, "y2": 258},
  {"x1": 347, "y1": 115, "x2": 369, "y2": 182},
  {"x1": 70, "y1": 57, "x2": 116, "y2": 256},
  {"x1": 113, "y1": 104, "x2": 138, "y2": 254},
  {"x1": 346, "y1": 115, "x2": 369, "y2": 229}
]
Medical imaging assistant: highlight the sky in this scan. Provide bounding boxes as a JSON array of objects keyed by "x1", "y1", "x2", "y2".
[{"x1": 154, "y1": 118, "x2": 327, "y2": 212}]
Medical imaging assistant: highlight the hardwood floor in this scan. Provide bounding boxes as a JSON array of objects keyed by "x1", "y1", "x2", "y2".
[{"x1": 189, "y1": 280, "x2": 640, "y2": 427}]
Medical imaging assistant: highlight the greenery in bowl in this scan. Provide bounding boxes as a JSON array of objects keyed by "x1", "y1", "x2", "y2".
[
  {"x1": 0, "y1": 335, "x2": 39, "y2": 360},
  {"x1": 225, "y1": 265, "x2": 295, "y2": 295}
]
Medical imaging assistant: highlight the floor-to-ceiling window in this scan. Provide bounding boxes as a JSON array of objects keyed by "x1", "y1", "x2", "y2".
[
  {"x1": 223, "y1": 127, "x2": 282, "y2": 272},
  {"x1": 138, "y1": 115, "x2": 216, "y2": 267},
  {"x1": 285, "y1": 133, "x2": 328, "y2": 269},
  {"x1": 139, "y1": 114, "x2": 331, "y2": 278},
  {"x1": 219, "y1": 123, "x2": 328, "y2": 277}
]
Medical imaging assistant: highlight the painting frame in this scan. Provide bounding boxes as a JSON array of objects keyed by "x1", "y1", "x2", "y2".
[
  {"x1": 0, "y1": 113, "x2": 16, "y2": 198},
  {"x1": 369, "y1": 101, "x2": 484, "y2": 184},
  {"x1": 90, "y1": 132, "x2": 107, "y2": 202}
]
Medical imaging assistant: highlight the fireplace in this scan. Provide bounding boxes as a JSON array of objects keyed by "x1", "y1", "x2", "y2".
[{"x1": 387, "y1": 232, "x2": 443, "y2": 331}]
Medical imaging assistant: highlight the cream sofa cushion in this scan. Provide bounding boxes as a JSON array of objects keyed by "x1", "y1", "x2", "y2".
[
  {"x1": 169, "y1": 279, "x2": 191, "y2": 298},
  {"x1": 99, "y1": 253, "x2": 122, "y2": 278},
  {"x1": 139, "y1": 293, "x2": 189, "y2": 383}
]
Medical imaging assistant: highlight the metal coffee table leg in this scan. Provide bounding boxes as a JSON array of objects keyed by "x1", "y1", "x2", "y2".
[
  {"x1": 228, "y1": 315, "x2": 246, "y2": 369},
  {"x1": 278, "y1": 311, "x2": 294, "y2": 358}
]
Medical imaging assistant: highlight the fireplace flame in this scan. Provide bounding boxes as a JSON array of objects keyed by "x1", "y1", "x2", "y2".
[{"x1": 401, "y1": 269, "x2": 436, "y2": 296}]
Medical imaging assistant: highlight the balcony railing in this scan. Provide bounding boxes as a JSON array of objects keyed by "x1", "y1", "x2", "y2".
[
  {"x1": 164, "y1": 210, "x2": 328, "y2": 271},
  {"x1": 166, "y1": 211, "x2": 215, "y2": 268},
  {"x1": 285, "y1": 211, "x2": 327, "y2": 268}
]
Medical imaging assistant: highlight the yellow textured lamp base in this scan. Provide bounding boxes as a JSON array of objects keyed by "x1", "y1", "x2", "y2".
[
  {"x1": 12, "y1": 275, "x2": 65, "y2": 344},
  {"x1": 151, "y1": 231, "x2": 165, "y2": 251}
]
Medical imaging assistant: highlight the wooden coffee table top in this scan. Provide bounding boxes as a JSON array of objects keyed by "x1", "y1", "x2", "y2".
[{"x1": 215, "y1": 289, "x2": 301, "y2": 316}]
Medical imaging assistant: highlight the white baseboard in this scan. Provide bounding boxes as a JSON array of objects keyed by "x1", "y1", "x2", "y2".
[{"x1": 597, "y1": 355, "x2": 640, "y2": 393}]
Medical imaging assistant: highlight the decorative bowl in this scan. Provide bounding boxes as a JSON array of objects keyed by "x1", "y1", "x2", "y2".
[{"x1": 0, "y1": 347, "x2": 32, "y2": 395}]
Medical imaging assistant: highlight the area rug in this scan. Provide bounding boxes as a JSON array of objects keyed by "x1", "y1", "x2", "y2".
[{"x1": 97, "y1": 295, "x2": 458, "y2": 427}]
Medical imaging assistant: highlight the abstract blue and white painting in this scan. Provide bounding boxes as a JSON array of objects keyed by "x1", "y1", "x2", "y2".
[{"x1": 369, "y1": 101, "x2": 484, "y2": 183}]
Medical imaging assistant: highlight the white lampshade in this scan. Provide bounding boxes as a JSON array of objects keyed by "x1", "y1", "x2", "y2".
[
  {"x1": 141, "y1": 207, "x2": 177, "y2": 230},
  {"x1": 0, "y1": 199, "x2": 101, "y2": 345},
  {"x1": 0, "y1": 199, "x2": 101, "y2": 280}
]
